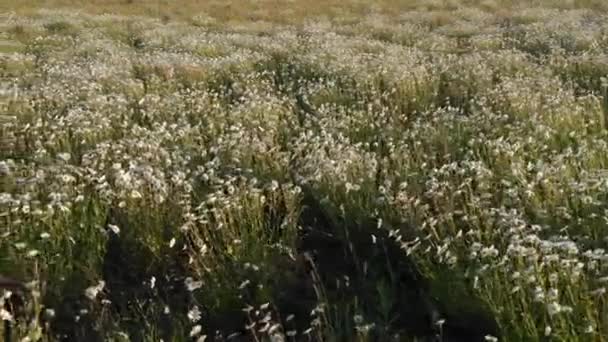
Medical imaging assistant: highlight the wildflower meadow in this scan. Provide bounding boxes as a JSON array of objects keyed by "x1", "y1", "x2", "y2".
[{"x1": 1, "y1": 1, "x2": 608, "y2": 341}]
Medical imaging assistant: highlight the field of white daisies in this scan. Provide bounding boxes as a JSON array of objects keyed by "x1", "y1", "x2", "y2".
[{"x1": 1, "y1": 3, "x2": 608, "y2": 341}]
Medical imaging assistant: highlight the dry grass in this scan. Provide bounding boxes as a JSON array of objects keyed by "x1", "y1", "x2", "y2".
[{"x1": 2, "y1": 0, "x2": 607, "y2": 24}]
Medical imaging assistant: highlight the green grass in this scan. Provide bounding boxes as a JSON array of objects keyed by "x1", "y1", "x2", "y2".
[
  {"x1": 0, "y1": 42, "x2": 24, "y2": 54},
  {"x1": 2, "y1": 2, "x2": 608, "y2": 342}
]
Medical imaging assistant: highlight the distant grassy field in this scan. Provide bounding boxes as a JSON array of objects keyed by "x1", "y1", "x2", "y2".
[
  {"x1": 2, "y1": 0, "x2": 608, "y2": 23},
  {"x1": 1, "y1": 1, "x2": 608, "y2": 341}
]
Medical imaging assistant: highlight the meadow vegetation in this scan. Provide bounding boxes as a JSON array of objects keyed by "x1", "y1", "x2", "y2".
[{"x1": 1, "y1": 1, "x2": 608, "y2": 341}]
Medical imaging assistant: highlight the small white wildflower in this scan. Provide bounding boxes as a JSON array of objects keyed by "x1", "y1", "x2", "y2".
[
  {"x1": 447, "y1": 255, "x2": 458, "y2": 266},
  {"x1": 108, "y1": 224, "x2": 120, "y2": 235},
  {"x1": 57, "y1": 153, "x2": 71, "y2": 162},
  {"x1": 544, "y1": 254, "x2": 559, "y2": 263},
  {"x1": 169, "y1": 238, "x2": 176, "y2": 248},
  {"x1": 345, "y1": 182, "x2": 360, "y2": 193},
  {"x1": 44, "y1": 308, "x2": 56, "y2": 319},
  {"x1": 484, "y1": 335, "x2": 498, "y2": 342},
  {"x1": 547, "y1": 302, "x2": 561, "y2": 316},
  {"x1": 480, "y1": 245, "x2": 499, "y2": 259},
  {"x1": 188, "y1": 305, "x2": 201, "y2": 322},
  {"x1": 0, "y1": 308, "x2": 13, "y2": 322},
  {"x1": 268, "y1": 180, "x2": 279, "y2": 192},
  {"x1": 150, "y1": 276, "x2": 156, "y2": 289},
  {"x1": 190, "y1": 325, "x2": 202, "y2": 337},
  {"x1": 544, "y1": 326, "x2": 552, "y2": 336},
  {"x1": 533, "y1": 286, "x2": 545, "y2": 302},
  {"x1": 85, "y1": 281, "x2": 105, "y2": 300},
  {"x1": 130, "y1": 190, "x2": 142, "y2": 199},
  {"x1": 547, "y1": 288, "x2": 558, "y2": 301},
  {"x1": 0, "y1": 161, "x2": 10, "y2": 176},
  {"x1": 184, "y1": 277, "x2": 203, "y2": 291},
  {"x1": 26, "y1": 250, "x2": 40, "y2": 258},
  {"x1": 40, "y1": 232, "x2": 51, "y2": 239}
]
